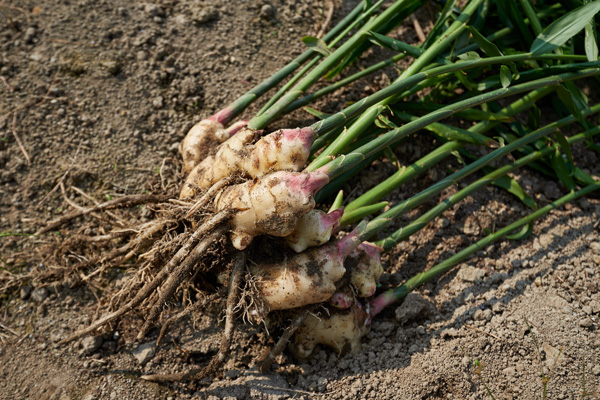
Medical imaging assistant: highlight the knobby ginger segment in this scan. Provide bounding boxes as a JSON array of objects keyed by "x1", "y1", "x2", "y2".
[
  {"x1": 214, "y1": 170, "x2": 329, "y2": 250},
  {"x1": 348, "y1": 242, "x2": 384, "y2": 298},
  {"x1": 290, "y1": 300, "x2": 371, "y2": 358},
  {"x1": 180, "y1": 128, "x2": 258, "y2": 199},
  {"x1": 179, "y1": 118, "x2": 230, "y2": 174},
  {"x1": 180, "y1": 127, "x2": 316, "y2": 198},
  {"x1": 245, "y1": 127, "x2": 315, "y2": 175},
  {"x1": 250, "y1": 223, "x2": 365, "y2": 311},
  {"x1": 285, "y1": 208, "x2": 343, "y2": 253}
]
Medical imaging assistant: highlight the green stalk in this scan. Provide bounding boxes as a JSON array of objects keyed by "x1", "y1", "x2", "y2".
[
  {"x1": 213, "y1": 1, "x2": 367, "y2": 125},
  {"x1": 376, "y1": 123, "x2": 600, "y2": 251},
  {"x1": 326, "y1": 63, "x2": 599, "y2": 207},
  {"x1": 401, "y1": 0, "x2": 485, "y2": 79},
  {"x1": 340, "y1": 86, "x2": 555, "y2": 216},
  {"x1": 518, "y1": 0, "x2": 543, "y2": 36},
  {"x1": 287, "y1": 15, "x2": 523, "y2": 114},
  {"x1": 314, "y1": 153, "x2": 382, "y2": 202},
  {"x1": 394, "y1": 103, "x2": 512, "y2": 122},
  {"x1": 319, "y1": 69, "x2": 600, "y2": 184},
  {"x1": 369, "y1": 180, "x2": 600, "y2": 316},
  {"x1": 308, "y1": 105, "x2": 388, "y2": 170},
  {"x1": 340, "y1": 141, "x2": 460, "y2": 221},
  {"x1": 451, "y1": 3, "x2": 561, "y2": 57},
  {"x1": 340, "y1": 202, "x2": 389, "y2": 226},
  {"x1": 256, "y1": 0, "x2": 388, "y2": 116},
  {"x1": 308, "y1": 54, "x2": 592, "y2": 138},
  {"x1": 286, "y1": 0, "x2": 558, "y2": 122},
  {"x1": 248, "y1": 0, "x2": 424, "y2": 130},
  {"x1": 357, "y1": 93, "x2": 600, "y2": 240},
  {"x1": 307, "y1": 0, "x2": 485, "y2": 170},
  {"x1": 284, "y1": 52, "x2": 408, "y2": 114}
]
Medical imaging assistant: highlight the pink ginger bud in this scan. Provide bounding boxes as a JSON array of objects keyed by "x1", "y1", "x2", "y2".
[{"x1": 226, "y1": 120, "x2": 249, "y2": 136}]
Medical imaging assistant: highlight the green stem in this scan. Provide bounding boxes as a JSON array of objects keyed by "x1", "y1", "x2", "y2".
[
  {"x1": 287, "y1": 13, "x2": 521, "y2": 115},
  {"x1": 214, "y1": 1, "x2": 367, "y2": 125},
  {"x1": 314, "y1": 152, "x2": 382, "y2": 202},
  {"x1": 370, "y1": 180, "x2": 600, "y2": 316},
  {"x1": 341, "y1": 86, "x2": 555, "y2": 216},
  {"x1": 307, "y1": 0, "x2": 485, "y2": 169},
  {"x1": 376, "y1": 124, "x2": 600, "y2": 251},
  {"x1": 320, "y1": 69, "x2": 600, "y2": 183},
  {"x1": 256, "y1": 0, "x2": 388, "y2": 117},
  {"x1": 309, "y1": 55, "x2": 593, "y2": 138},
  {"x1": 341, "y1": 202, "x2": 389, "y2": 225},
  {"x1": 284, "y1": 52, "x2": 408, "y2": 114},
  {"x1": 308, "y1": 105, "x2": 388, "y2": 170},
  {"x1": 357, "y1": 86, "x2": 600, "y2": 240},
  {"x1": 248, "y1": 0, "x2": 424, "y2": 130},
  {"x1": 518, "y1": 0, "x2": 543, "y2": 37}
]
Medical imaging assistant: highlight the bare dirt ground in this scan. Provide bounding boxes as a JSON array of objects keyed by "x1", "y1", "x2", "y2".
[{"x1": 1, "y1": 1, "x2": 599, "y2": 399}]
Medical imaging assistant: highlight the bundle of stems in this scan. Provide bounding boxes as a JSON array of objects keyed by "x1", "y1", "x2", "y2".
[
  {"x1": 216, "y1": 0, "x2": 600, "y2": 342},
  {"x1": 168, "y1": 0, "x2": 600, "y2": 363}
]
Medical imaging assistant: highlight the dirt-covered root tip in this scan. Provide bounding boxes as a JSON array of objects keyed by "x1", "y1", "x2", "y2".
[
  {"x1": 215, "y1": 170, "x2": 329, "y2": 250},
  {"x1": 290, "y1": 299, "x2": 371, "y2": 359},
  {"x1": 142, "y1": 251, "x2": 246, "y2": 383}
]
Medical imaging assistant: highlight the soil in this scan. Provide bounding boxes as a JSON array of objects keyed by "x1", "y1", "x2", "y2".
[{"x1": 1, "y1": 1, "x2": 600, "y2": 399}]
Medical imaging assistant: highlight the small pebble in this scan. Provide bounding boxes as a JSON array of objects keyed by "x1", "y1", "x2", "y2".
[
  {"x1": 24, "y1": 27, "x2": 37, "y2": 43},
  {"x1": 133, "y1": 341, "x2": 156, "y2": 366},
  {"x1": 579, "y1": 318, "x2": 593, "y2": 328},
  {"x1": 20, "y1": 285, "x2": 31, "y2": 300},
  {"x1": 31, "y1": 287, "x2": 48, "y2": 303},
  {"x1": 144, "y1": 3, "x2": 163, "y2": 17},
  {"x1": 260, "y1": 4, "x2": 276, "y2": 20},
  {"x1": 195, "y1": 7, "x2": 219, "y2": 23},
  {"x1": 457, "y1": 266, "x2": 485, "y2": 283},
  {"x1": 152, "y1": 96, "x2": 164, "y2": 109},
  {"x1": 79, "y1": 336, "x2": 103, "y2": 356}
]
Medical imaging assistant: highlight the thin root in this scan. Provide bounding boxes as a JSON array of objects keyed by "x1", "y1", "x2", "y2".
[
  {"x1": 80, "y1": 219, "x2": 174, "y2": 282},
  {"x1": 136, "y1": 226, "x2": 226, "y2": 340},
  {"x1": 38, "y1": 193, "x2": 171, "y2": 234},
  {"x1": 59, "y1": 210, "x2": 232, "y2": 344},
  {"x1": 258, "y1": 307, "x2": 311, "y2": 372},
  {"x1": 185, "y1": 177, "x2": 232, "y2": 218},
  {"x1": 142, "y1": 250, "x2": 247, "y2": 383}
]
